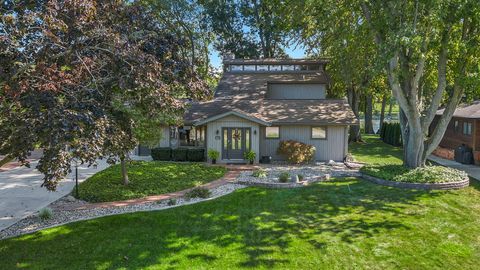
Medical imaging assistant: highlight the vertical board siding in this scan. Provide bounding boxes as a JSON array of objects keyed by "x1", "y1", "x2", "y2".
[
  {"x1": 260, "y1": 125, "x2": 347, "y2": 161},
  {"x1": 206, "y1": 115, "x2": 260, "y2": 163},
  {"x1": 158, "y1": 126, "x2": 170, "y2": 147},
  {"x1": 266, "y1": 84, "x2": 326, "y2": 99}
]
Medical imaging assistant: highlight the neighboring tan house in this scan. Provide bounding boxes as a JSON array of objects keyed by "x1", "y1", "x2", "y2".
[
  {"x1": 141, "y1": 58, "x2": 359, "y2": 163},
  {"x1": 432, "y1": 102, "x2": 480, "y2": 164}
]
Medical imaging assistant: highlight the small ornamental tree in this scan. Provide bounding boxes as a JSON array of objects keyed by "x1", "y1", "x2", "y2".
[{"x1": 0, "y1": 1, "x2": 209, "y2": 189}]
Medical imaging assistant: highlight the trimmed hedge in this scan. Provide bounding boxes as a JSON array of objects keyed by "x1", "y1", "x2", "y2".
[
  {"x1": 152, "y1": 147, "x2": 205, "y2": 162},
  {"x1": 172, "y1": 148, "x2": 188, "y2": 161},
  {"x1": 187, "y1": 148, "x2": 205, "y2": 162},
  {"x1": 151, "y1": 148, "x2": 171, "y2": 161},
  {"x1": 380, "y1": 122, "x2": 402, "y2": 146}
]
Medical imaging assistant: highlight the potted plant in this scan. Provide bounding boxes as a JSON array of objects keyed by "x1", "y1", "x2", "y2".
[
  {"x1": 244, "y1": 150, "x2": 256, "y2": 165},
  {"x1": 207, "y1": 149, "x2": 220, "y2": 164}
]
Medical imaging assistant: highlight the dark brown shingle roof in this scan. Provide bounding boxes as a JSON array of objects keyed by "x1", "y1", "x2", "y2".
[
  {"x1": 184, "y1": 99, "x2": 358, "y2": 126},
  {"x1": 436, "y1": 101, "x2": 480, "y2": 119}
]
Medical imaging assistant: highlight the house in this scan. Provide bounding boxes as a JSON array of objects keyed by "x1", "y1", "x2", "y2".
[
  {"x1": 141, "y1": 58, "x2": 359, "y2": 163},
  {"x1": 431, "y1": 102, "x2": 480, "y2": 164}
]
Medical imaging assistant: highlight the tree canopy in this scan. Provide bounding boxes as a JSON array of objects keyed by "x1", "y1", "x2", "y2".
[{"x1": 0, "y1": 0, "x2": 209, "y2": 189}]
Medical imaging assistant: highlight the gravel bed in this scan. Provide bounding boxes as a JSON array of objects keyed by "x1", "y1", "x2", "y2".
[
  {"x1": 0, "y1": 183, "x2": 245, "y2": 240},
  {"x1": 238, "y1": 163, "x2": 360, "y2": 183}
]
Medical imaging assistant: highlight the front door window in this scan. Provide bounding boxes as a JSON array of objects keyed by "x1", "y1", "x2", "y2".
[{"x1": 222, "y1": 127, "x2": 251, "y2": 160}]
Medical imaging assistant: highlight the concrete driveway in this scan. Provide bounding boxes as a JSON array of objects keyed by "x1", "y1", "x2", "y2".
[{"x1": 0, "y1": 160, "x2": 109, "y2": 231}]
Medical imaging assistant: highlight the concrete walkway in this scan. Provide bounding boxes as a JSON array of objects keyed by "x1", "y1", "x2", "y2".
[
  {"x1": 428, "y1": 155, "x2": 480, "y2": 181},
  {"x1": 0, "y1": 160, "x2": 110, "y2": 231}
]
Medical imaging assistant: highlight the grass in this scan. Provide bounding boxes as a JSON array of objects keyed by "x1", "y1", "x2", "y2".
[
  {"x1": 76, "y1": 161, "x2": 226, "y2": 202},
  {"x1": 349, "y1": 134, "x2": 403, "y2": 165},
  {"x1": 350, "y1": 134, "x2": 467, "y2": 183},
  {"x1": 1, "y1": 178, "x2": 480, "y2": 269}
]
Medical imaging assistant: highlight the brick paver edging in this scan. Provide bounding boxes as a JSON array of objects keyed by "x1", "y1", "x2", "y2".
[
  {"x1": 67, "y1": 170, "x2": 240, "y2": 211},
  {"x1": 361, "y1": 173, "x2": 470, "y2": 190}
]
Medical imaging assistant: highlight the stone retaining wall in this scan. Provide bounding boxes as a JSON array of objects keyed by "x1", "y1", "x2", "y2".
[{"x1": 361, "y1": 173, "x2": 470, "y2": 190}]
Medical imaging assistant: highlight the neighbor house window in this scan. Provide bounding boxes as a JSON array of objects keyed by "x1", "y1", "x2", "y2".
[
  {"x1": 311, "y1": 126, "x2": 327, "y2": 139},
  {"x1": 269, "y1": 65, "x2": 282, "y2": 71},
  {"x1": 265, "y1": 126, "x2": 280, "y2": 139},
  {"x1": 463, "y1": 122, "x2": 472, "y2": 136},
  {"x1": 454, "y1": 120, "x2": 459, "y2": 132},
  {"x1": 243, "y1": 65, "x2": 256, "y2": 71}
]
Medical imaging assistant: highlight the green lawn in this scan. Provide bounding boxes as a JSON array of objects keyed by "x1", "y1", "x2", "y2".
[
  {"x1": 1, "y1": 178, "x2": 480, "y2": 269},
  {"x1": 349, "y1": 134, "x2": 403, "y2": 165},
  {"x1": 76, "y1": 161, "x2": 226, "y2": 202}
]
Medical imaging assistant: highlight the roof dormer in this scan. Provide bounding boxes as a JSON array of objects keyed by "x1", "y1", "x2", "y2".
[{"x1": 222, "y1": 58, "x2": 329, "y2": 73}]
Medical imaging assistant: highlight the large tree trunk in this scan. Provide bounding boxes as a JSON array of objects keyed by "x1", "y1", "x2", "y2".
[
  {"x1": 364, "y1": 95, "x2": 375, "y2": 134},
  {"x1": 379, "y1": 95, "x2": 387, "y2": 133},
  {"x1": 347, "y1": 85, "x2": 362, "y2": 142},
  {"x1": 120, "y1": 156, "x2": 129, "y2": 185}
]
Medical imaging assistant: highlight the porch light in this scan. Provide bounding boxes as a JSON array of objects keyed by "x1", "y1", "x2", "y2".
[
  {"x1": 216, "y1": 129, "x2": 219, "y2": 135},
  {"x1": 254, "y1": 129, "x2": 257, "y2": 135}
]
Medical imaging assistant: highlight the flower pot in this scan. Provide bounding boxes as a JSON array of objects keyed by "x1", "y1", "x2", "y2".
[
  {"x1": 211, "y1": 159, "x2": 216, "y2": 164},
  {"x1": 249, "y1": 160, "x2": 254, "y2": 165}
]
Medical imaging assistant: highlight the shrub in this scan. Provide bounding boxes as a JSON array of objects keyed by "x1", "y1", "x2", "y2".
[
  {"x1": 297, "y1": 174, "x2": 304, "y2": 181},
  {"x1": 151, "y1": 147, "x2": 171, "y2": 161},
  {"x1": 243, "y1": 150, "x2": 256, "y2": 163},
  {"x1": 39, "y1": 207, "x2": 53, "y2": 220},
  {"x1": 393, "y1": 166, "x2": 468, "y2": 183},
  {"x1": 172, "y1": 148, "x2": 188, "y2": 161},
  {"x1": 187, "y1": 148, "x2": 205, "y2": 162},
  {"x1": 279, "y1": 172, "x2": 290, "y2": 183},
  {"x1": 277, "y1": 140, "x2": 316, "y2": 164},
  {"x1": 167, "y1": 199, "x2": 176, "y2": 206},
  {"x1": 381, "y1": 122, "x2": 402, "y2": 146},
  {"x1": 185, "y1": 187, "x2": 211, "y2": 199},
  {"x1": 207, "y1": 149, "x2": 220, "y2": 160},
  {"x1": 252, "y1": 169, "x2": 267, "y2": 178}
]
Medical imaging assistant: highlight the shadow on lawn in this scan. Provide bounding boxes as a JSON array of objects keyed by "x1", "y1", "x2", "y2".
[{"x1": 2, "y1": 178, "x2": 444, "y2": 269}]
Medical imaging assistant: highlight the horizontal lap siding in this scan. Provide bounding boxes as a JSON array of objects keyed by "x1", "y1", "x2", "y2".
[
  {"x1": 260, "y1": 125, "x2": 347, "y2": 161},
  {"x1": 206, "y1": 115, "x2": 260, "y2": 162}
]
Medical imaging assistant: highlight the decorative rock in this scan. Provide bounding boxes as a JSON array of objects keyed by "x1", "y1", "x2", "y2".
[
  {"x1": 0, "y1": 183, "x2": 246, "y2": 240},
  {"x1": 64, "y1": 195, "x2": 76, "y2": 202}
]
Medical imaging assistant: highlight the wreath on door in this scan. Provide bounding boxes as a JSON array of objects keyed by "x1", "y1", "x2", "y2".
[{"x1": 232, "y1": 130, "x2": 241, "y2": 140}]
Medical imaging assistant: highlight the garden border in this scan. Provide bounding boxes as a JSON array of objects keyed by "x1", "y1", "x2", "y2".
[
  {"x1": 236, "y1": 174, "x2": 331, "y2": 188},
  {"x1": 361, "y1": 173, "x2": 470, "y2": 190}
]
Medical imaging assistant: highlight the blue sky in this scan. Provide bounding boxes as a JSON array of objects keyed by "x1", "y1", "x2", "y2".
[{"x1": 209, "y1": 46, "x2": 307, "y2": 68}]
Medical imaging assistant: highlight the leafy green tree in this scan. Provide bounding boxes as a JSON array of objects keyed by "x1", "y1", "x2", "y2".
[
  {"x1": 0, "y1": 0, "x2": 209, "y2": 189},
  {"x1": 361, "y1": 0, "x2": 480, "y2": 167},
  {"x1": 283, "y1": 0, "x2": 384, "y2": 141},
  {"x1": 199, "y1": 0, "x2": 288, "y2": 58}
]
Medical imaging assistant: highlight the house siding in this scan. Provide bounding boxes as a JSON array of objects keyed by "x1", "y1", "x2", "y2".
[
  {"x1": 206, "y1": 115, "x2": 260, "y2": 163},
  {"x1": 266, "y1": 83, "x2": 326, "y2": 99},
  {"x1": 259, "y1": 125, "x2": 348, "y2": 161},
  {"x1": 159, "y1": 126, "x2": 170, "y2": 147}
]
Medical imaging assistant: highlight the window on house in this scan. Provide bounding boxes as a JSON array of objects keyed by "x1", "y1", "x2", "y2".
[
  {"x1": 243, "y1": 65, "x2": 256, "y2": 71},
  {"x1": 282, "y1": 65, "x2": 295, "y2": 71},
  {"x1": 311, "y1": 126, "x2": 327, "y2": 139},
  {"x1": 454, "y1": 120, "x2": 459, "y2": 132},
  {"x1": 463, "y1": 122, "x2": 472, "y2": 136},
  {"x1": 231, "y1": 65, "x2": 243, "y2": 71},
  {"x1": 257, "y1": 65, "x2": 268, "y2": 71},
  {"x1": 269, "y1": 65, "x2": 282, "y2": 71},
  {"x1": 265, "y1": 126, "x2": 280, "y2": 139},
  {"x1": 169, "y1": 127, "x2": 177, "y2": 139}
]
